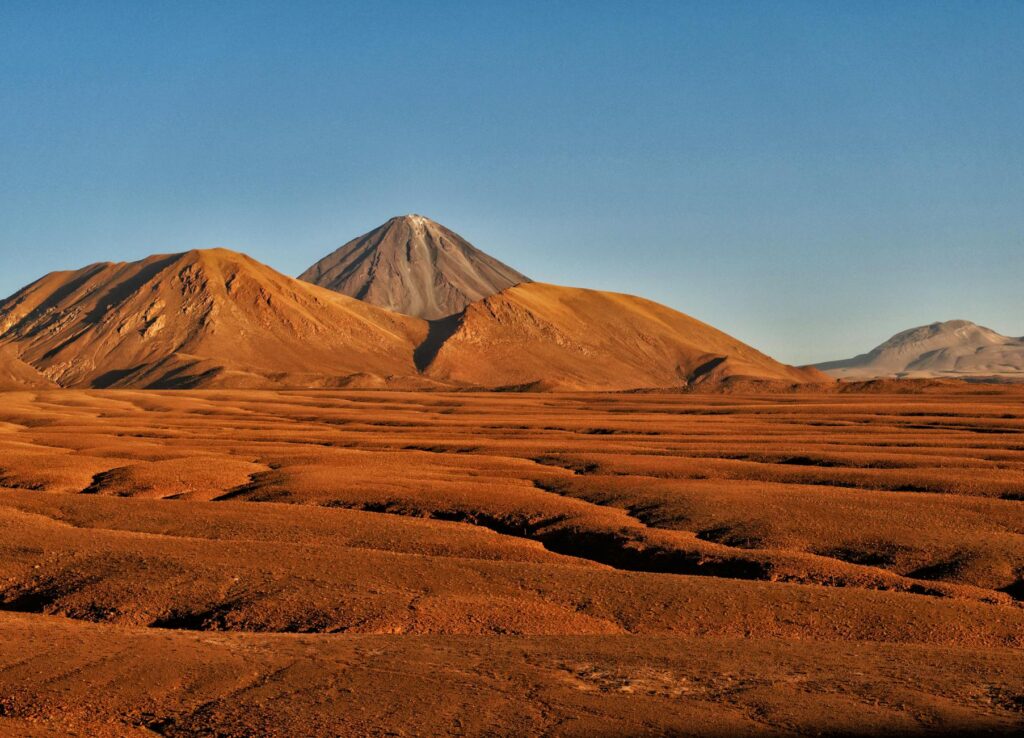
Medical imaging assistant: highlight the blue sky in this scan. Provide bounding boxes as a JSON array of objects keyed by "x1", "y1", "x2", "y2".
[{"x1": 1, "y1": 1, "x2": 1022, "y2": 364}]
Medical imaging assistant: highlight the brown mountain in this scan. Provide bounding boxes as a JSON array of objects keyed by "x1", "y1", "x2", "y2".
[
  {"x1": 421, "y1": 282, "x2": 830, "y2": 390},
  {"x1": 817, "y1": 320, "x2": 1024, "y2": 382},
  {"x1": 299, "y1": 214, "x2": 530, "y2": 320},
  {"x1": 0, "y1": 246, "x2": 825, "y2": 392},
  {"x1": 0, "y1": 248, "x2": 425, "y2": 389}
]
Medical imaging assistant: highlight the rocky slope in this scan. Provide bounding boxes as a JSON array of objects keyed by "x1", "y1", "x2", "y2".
[
  {"x1": 0, "y1": 248, "x2": 425, "y2": 389},
  {"x1": 0, "y1": 246, "x2": 826, "y2": 391},
  {"x1": 0, "y1": 345, "x2": 55, "y2": 389},
  {"x1": 422, "y1": 282, "x2": 830, "y2": 390},
  {"x1": 300, "y1": 214, "x2": 530, "y2": 320}
]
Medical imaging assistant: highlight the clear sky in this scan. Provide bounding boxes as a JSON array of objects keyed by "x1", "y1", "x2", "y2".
[{"x1": 1, "y1": 1, "x2": 1022, "y2": 364}]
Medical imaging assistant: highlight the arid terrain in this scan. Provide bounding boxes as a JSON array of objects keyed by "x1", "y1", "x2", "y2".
[
  {"x1": 6, "y1": 0, "x2": 1022, "y2": 735},
  {"x1": 818, "y1": 320, "x2": 1024, "y2": 382},
  {"x1": 1, "y1": 387, "x2": 1022, "y2": 736},
  {"x1": 0, "y1": 240, "x2": 827, "y2": 392}
]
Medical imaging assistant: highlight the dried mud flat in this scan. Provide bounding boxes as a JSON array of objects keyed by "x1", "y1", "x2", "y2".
[{"x1": 0, "y1": 389, "x2": 1022, "y2": 736}]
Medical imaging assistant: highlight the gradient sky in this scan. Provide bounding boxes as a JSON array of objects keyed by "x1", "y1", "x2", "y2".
[{"x1": 1, "y1": 1, "x2": 1022, "y2": 364}]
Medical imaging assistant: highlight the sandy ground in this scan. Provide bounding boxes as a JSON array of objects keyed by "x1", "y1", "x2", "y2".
[{"x1": 0, "y1": 389, "x2": 1022, "y2": 736}]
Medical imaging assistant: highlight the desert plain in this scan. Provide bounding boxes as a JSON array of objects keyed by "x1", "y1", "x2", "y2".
[{"x1": 0, "y1": 386, "x2": 1022, "y2": 736}]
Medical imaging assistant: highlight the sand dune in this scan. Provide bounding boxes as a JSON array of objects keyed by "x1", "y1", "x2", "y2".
[
  {"x1": 300, "y1": 214, "x2": 530, "y2": 320},
  {"x1": 819, "y1": 320, "x2": 1024, "y2": 381}
]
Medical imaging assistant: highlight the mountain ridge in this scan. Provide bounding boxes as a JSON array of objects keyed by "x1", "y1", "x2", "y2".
[{"x1": 0, "y1": 226, "x2": 829, "y2": 391}]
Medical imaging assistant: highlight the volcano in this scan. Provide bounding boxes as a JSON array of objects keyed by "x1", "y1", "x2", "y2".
[{"x1": 299, "y1": 214, "x2": 530, "y2": 320}]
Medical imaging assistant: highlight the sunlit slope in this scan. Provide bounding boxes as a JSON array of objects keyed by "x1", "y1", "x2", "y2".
[
  {"x1": 425, "y1": 282, "x2": 830, "y2": 390},
  {"x1": 0, "y1": 248, "x2": 426, "y2": 388}
]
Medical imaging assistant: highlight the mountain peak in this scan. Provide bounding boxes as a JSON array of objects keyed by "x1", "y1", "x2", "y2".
[
  {"x1": 879, "y1": 320, "x2": 999, "y2": 350},
  {"x1": 924, "y1": 319, "x2": 980, "y2": 333},
  {"x1": 928, "y1": 319, "x2": 976, "y2": 330},
  {"x1": 300, "y1": 216, "x2": 530, "y2": 320},
  {"x1": 383, "y1": 213, "x2": 439, "y2": 238}
]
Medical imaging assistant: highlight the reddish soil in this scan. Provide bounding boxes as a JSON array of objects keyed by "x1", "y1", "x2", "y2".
[{"x1": 0, "y1": 389, "x2": 1021, "y2": 736}]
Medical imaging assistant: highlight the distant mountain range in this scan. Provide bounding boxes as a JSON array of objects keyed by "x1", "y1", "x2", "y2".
[
  {"x1": 816, "y1": 320, "x2": 1024, "y2": 382},
  {"x1": 0, "y1": 215, "x2": 830, "y2": 390}
]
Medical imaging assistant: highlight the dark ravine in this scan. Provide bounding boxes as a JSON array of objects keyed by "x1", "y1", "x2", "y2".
[{"x1": 413, "y1": 314, "x2": 463, "y2": 372}]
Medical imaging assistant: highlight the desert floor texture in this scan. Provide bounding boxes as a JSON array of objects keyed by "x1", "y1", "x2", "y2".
[{"x1": 0, "y1": 389, "x2": 1022, "y2": 736}]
